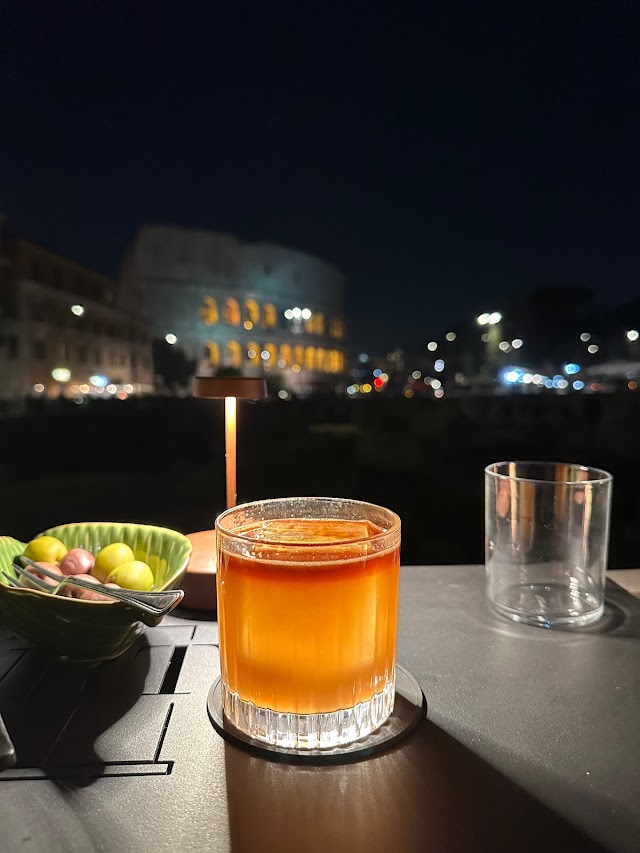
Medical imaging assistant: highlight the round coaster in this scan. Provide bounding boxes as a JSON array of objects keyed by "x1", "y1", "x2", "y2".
[{"x1": 206, "y1": 664, "x2": 426, "y2": 764}]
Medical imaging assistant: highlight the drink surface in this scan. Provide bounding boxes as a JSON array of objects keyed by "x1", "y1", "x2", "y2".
[{"x1": 217, "y1": 517, "x2": 400, "y2": 714}]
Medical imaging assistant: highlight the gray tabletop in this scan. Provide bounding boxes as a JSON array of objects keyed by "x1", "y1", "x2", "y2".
[{"x1": 0, "y1": 565, "x2": 638, "y2": 853}]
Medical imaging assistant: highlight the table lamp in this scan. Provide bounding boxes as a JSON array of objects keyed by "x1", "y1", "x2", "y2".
[{"x1": 181, "y1": 375, "x2": 268, "y2": 611}]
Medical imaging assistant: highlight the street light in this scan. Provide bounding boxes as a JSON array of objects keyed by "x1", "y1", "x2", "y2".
[
  {"x1": 477, "y1": 312, "x2": 502, "y2": 326},
  {"x1": 627, "y1": 330, "x2": 639, "y2": 342}
]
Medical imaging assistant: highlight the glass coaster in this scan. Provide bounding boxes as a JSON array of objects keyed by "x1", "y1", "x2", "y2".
[{"x1": 207, "y1": 664, "x2": 427, "y2": 764}]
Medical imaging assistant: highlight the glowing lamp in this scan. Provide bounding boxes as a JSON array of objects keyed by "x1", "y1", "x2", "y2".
[{"x1": 194, "y1": 376, "x2": 268, "y2": 510}]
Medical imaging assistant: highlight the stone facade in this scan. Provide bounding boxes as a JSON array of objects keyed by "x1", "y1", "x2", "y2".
[
  {"x1": 118, "y1": 226, "x2": 347, "y2": 394},
  {"x1": 0, "y1": 229, "x2": 153, "y2": 399}
]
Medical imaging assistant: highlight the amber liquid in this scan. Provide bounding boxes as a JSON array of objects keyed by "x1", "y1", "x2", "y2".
[{"x1": 217, "y1": 518, "x2": 400, "y2": 715}]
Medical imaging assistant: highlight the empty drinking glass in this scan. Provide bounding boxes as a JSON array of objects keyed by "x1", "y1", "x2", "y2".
[{"x1": 485, "y1": 461, "x2": 613, "y2": 628}]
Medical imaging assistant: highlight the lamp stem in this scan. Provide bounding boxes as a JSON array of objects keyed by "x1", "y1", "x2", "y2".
[{"x1": 224, "y1": 396, "x2": 237, "y2": 508}]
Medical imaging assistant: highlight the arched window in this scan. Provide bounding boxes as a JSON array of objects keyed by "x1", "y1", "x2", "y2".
[
  {"x1": 245, "y1": 299, "x2": 260, "y2": 325},
  {"x1": 206, "y1": 341, "x2": 220, "y2": 367},
  {"x1": 224, "y1": 340, "x2": 242, "y2": 368},
  {"x1": 329, "y1": 317, "x2": 345, "y2": 340},
  {"x1": 246, "y1": 341, "x2": 260, "y2": 366},
  {"x1": 304, "y1": 346, "x2": 316, "y2": 370},
  {"x1": 223, "y1": 298, "x2": 241, "y2": 326},
  {"x1": 263, "y1": 303, "x2": 277, "y2": 328},
  {"x1": 315, "y1": 347, "x2": 326, "y2": 371},
  {"x1": 279, "y1": 343, "x2": 293, "y2": 367},
  {"x1": 200, "y1": 297, "x2": 219, "y2": 326},
  {"x1": 293, "y1": 345, "x2": 305, "y2": 367}
]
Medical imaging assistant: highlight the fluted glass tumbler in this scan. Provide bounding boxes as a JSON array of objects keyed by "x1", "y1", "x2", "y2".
[
  {"x1": 215, "y1": 497, "x2": 401, "y2": 749},
  {"x1": 485, "y1": 462, "x2": 613, "y2": 628}
]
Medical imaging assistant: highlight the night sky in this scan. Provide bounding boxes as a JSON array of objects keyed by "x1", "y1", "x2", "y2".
[{"x1": 2, "y1": 1, "x2": 639, "y2": 349}]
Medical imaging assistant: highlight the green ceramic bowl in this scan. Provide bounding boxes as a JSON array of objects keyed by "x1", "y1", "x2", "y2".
[{"x1": 0, "y1": 522, "x2": 192, "y2": 662}]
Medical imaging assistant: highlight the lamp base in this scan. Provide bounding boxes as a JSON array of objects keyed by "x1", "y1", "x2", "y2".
[{"x1": 180, "y1": 530, "x2": 217, "y2": 612}]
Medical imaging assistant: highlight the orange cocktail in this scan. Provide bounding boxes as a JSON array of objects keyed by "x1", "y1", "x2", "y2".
[{"x1": 216, "y1": 497, "x2": 401, "y2": 749}]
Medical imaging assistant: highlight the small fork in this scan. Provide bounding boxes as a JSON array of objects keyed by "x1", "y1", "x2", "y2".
[{"x1": 5, "y1": 556, "x2": 183, "y2": 618}]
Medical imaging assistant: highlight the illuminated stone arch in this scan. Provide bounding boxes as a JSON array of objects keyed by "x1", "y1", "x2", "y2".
[
  {"x1": 200, "y1": 297, "x2": 218, "y2": 326},
  {"x1": 224, "y1": 340, "x2": 242, "y2": 368},
  {"x1": 245, "y1": 298, "x2": 260, "y2": 325},
  {"x1": 206, "y1": 341, "x2": 220, "y2": 367},
  {"x1": 263, "y1": 303, "x2": 277, "y2": 328},
  {"x1": 293, "y1": 345, "x2": 305, "y2": 367},
  {"x1": 223, "y1": 298, "x2": 241, "y2": 326},
  {"x1": 264, "y1": 342, "x2": 278, "y2": 364},
  {"x1": 279, "y1": 343, "x2": 293, "y2": 367},
  {"x1": 304, "y1": 346, "x2": 316, "y2": 370}
]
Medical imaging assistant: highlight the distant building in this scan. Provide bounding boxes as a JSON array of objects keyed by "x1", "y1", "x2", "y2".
[
  {"x1": 118, "y1": 226, "x2": 348, "y2": 395},
  {"x1": 0, "y1": 222, "x2": 153, "y2": 399}
]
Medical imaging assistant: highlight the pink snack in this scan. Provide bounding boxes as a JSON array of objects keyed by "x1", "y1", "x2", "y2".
[
  {"x1": 59, "y1": 548, "x2": 95, "y2": 576},
  {"x1": 72, "y1": 573, "x2": 120, "y2": 602},
  {"x1": 25, "y1": 561, "x2": 65, "y2": 591}
]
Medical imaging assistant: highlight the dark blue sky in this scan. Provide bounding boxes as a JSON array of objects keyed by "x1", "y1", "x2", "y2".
[{"x1": 2, "y1": 1, "x2": 639, "y2": 349}]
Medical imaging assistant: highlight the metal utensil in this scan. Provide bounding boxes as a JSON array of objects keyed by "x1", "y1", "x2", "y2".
[
  {"x1": 0, "y1": 712, "x2": 16, "y2": 771},
  {"x1": 9, "y1": 557, "x2": 184, "y2": 618}
]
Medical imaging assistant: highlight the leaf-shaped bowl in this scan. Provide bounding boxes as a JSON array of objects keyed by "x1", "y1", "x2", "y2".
[{"x1": 0, "y1": 522, "x2": 192, "y2": 662}]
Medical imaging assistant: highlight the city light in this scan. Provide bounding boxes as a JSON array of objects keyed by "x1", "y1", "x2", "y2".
[
  {"x1": 573, "y1": 381, "x2": 585, "y2": 390},
  {"x1": 380, "y1": 372, "x2": 389, "y2": 381},
  {"x1": 434, "y1": 388, "x2": 444, "y2": 398},
  {"x1": 292, "y1": 307, "x2": 302, "y2": 319},
  {"x1": 480, "y1": 333, "x2": 490, "y2": 343},
  {"x1": 512, "y1": 339, "x2": 523, "y2": 349},
  {"x1": 292, "y1": 363, "x2": 301, "y2": 373},
  {"x1": 373, "y1": 377, "x2": 384, "y2": 389},
  {"x1": 587, "y1": 344, "x2": 599, "y2": 354},
  {"x1": 33, "y1": 383, "x2": 44, "y2": 393},
  {"x1": 557, "y1": 379, "x2": 569, "y2": 389},
  {"x1": 106, "y1": 384, "x2": 117, "y2": 394},
  {"x1": 51, "y1": 367, "x2": 71, "y2": 383},
  {"x1": 477, "y1": 313, "x2": 490, "y2": 325},
  {"x1": 503, "y1": 370, "x2": 520, "y2": 384},
  {"x1": 404, "y1": 388, "x2": 414, "y2": 398},
  {"x1": 284, "y1": 309, "x2": 294, "y2": 320},
  {"x1": 434, "y1": 359, "x2": 445, "y2": 372},
  {"x1": 165, "y1": 333, "x2": 177, "y2": 344},
  {"x1": 71, "y1": 304, "x2": 84, "y2": 316},
  {"x1": 90, "y1": 374, "x2": 108, "y2": 387},
  {"x1": 244, "y1": 320, "x2": 253, "y2": 330},
  {"x1": 346, "y1": 385, "x2": 357, "y2": 395},
  {"x1": 361, "y1": 383, "x2": 372, "y2": 394},
  {"x1": 629, "y1": 381, "x2": 638, "y2": 391},
  {"x1": 301, "y1": 308, "x2": 312, "y2": 320},
  {"x1": 431, "y1": 379, "x2": 442, "y2": 390},
  {"x1": 358, "y1": 353, "x2": 369, "y2": 363},
  {"x1": 627, "y1": 330, "x2": 639, "y2": 342},
  {"x1": 427, "y1": 341, "x2": 438, "y2": 351},
  {"x1": 563, "y1": 363, "x2": 580, "y2": 375},
  {"x1": 247, "y1": 349, "x2": 256, "y2": 359},
  {"x1": 498, "y1": 341, "x2": 511, "y2": 352},
  {"x1": 445, "y1": 332, "x2": 456, "y2": 341},
  {"x1": 79, "y1": 384, "x2": 90, "y2": 394},
  {"x1": 261, "y1": 350, "x2": 270, "y2": 360},
  {"x1": 580, "y1": 332, "x2": 591, "y2": 342},
  {"x1": 373, "y1": 368, "x2": 382, "y2": 377},
  {"x1": 411, "y1": 370, "x2": 421, "y2": 379},
  {"x1": 489, "y1": 311, "x2": 502, "y2": 324},
  {"x1": 278, "y1": 389, "x2": 289, "y2": 400}
]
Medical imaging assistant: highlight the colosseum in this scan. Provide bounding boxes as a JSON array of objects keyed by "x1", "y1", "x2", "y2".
[{"x1": 119, "y1": 226, "x2": 347, "y2": 394}]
